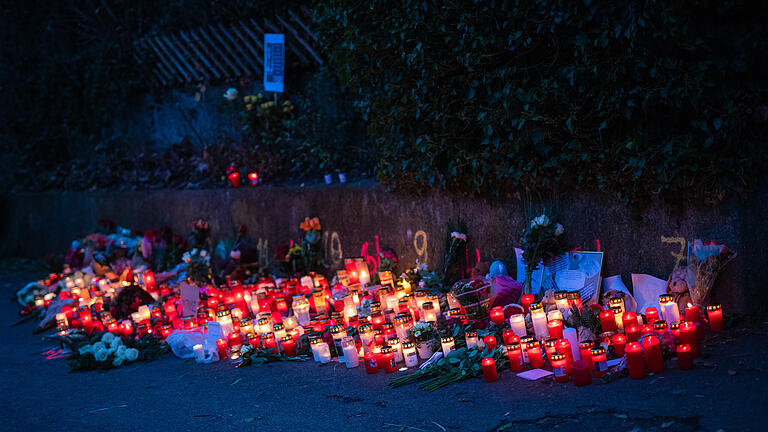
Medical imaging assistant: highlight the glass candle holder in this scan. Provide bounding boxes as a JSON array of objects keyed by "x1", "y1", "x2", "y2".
[
  {"x1": 341, "y1": 336, "x2": 359, "y2": 368},
  {"x1": 706, "y1": 304, "x2": 724, "y2": 331},
  {"x1": 551, "y1": 353, "x2": 569, "y2": 383},
  {"x1": 590, "y1": 347, "x2": 608, "y2": 377},
  {"x1": 421, "y1": 302, "x2": 437, "y2": 323},
  {"x1": 402, "y1": 342, "x2": 418, "y2": 367},
  {"x1": 440, "y1": 336, "x2": 456, "y2": 356},
  {"x1": 609, "y1": 297, "x2": 625, "y2": 314},
  {"x1": 506, "y1": 343, "x2": 524, "y2": 371},
  {"x1": 509, "y1": 314, "x2": 527, "y2": 337},
  {"x1": 465, "y1": 331, "x2": 479, "y2": 350}
]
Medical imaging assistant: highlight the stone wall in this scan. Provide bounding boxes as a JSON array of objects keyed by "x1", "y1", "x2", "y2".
[{"x1": 1, "y1": 184, "x2": 764, "y2": 314}]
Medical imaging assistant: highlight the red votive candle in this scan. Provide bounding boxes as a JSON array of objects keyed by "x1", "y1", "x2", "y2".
[
  {"x1": 640, "y1": 323, "x2": 654, "y2": 335},
  {"x1": 547, "y1": 319, "x2": 564, "y2": 340},
  {"x1": 526, "y1": 342, "x2": 544, "y2": 369},
  {"x1": 380, "y1": 346, "x2": 397, "y2": 373},
  {"x1": 555, "y1": 339, "x2": 573, "y2": 374},
  {"x1": 706, "y1": 305, "x2": 724, "y2": 331},
  {"x1": 653, "y1": 320, "x2": 668, "y2": 335},
  {"x1": 364, "y1": 351, "x2": 379, "y2": 374},
  {"x1": 645, "y1": 307, "x2": 660, "y2": 324},
  {"x1": 263, "y1": 332, "x2": 277, "y2": 353},
  {"x1": 216, "y1": 338, "x2": 228, "y2": 359},
  {"x1": 484, "y1": 335, "x2": 497, "y2": 352},
  {"x1": 490, "y1": 306, "x2": 505, "y2": 325},
  {"x1": 679, "y1": 321, "x2": 700, "y2": 357},
  {"x1": 227, "y1": 171, "x2": 240, "y2": 188},
  {"x1": 506, "y1": 343, "x2": 524, "y2": 371},
  {"x1": 685, "y1": 303, "x2": 701, "y2": 323},
  {"x1": 622, "y1": 311, "x2": 639, "y2": 330},
  {"x1": 248, "y1": 172, "x2": 259, "y2": 186},
  {"x1": 571, "y1": 360, "x2": 592, "y2": 386},
  {"x1": 521, "y1": 294, "x2": 535, "y2": 315},
  {"x1": 590, "y1": 347, "x2": 608, "y2": 377},
  {"x1": 642, "y1": 336, "x2": 664, "y2": 373},
  {"x1": 579, "y1": 340, "x2": 594, "y2": 370},
  {"x1": 280, "y1": 335, "x2": 296, "y2": 357},
  {"x1": 676, "y1": 344, "x2": 694, "y2": 370},
  {"x1": 502, "y1": 330, "x2": 518, "y2": 345},
  {"x1": 625, "y1": 325, "x2": 641, "y2": 342},
  {"x1": 543, "y1": 338, "x2": 558, "y2": 362},
  {"x1": 600, "y1": 309, "x2": 618, "y2": 333},
  {"x1": 612, "y1": 333, "x2": 627, "y2": 356},
  {"x1": 482, "y1": 358, "x2": 498, "y2": 382},
  {"x1": 551, "y1": 353, "x2": 569, "y2": 383},
  {"x1": 625, "y1": 341, "x2": 646, "y2": 379},
  {"x1": 670, "y1": 321, "x2": 682, "y2": 344}
]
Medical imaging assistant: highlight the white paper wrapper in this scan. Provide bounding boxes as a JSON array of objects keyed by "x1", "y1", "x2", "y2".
[{"x1": 630, "y1": 274, "x2": 668, "y2": 313}]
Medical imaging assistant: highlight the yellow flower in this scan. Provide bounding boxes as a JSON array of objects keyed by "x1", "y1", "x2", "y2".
[{"x1": 246, "y1": 103, "x2": 253, "y2": 111}]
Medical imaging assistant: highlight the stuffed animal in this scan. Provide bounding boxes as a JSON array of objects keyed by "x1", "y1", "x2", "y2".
[{"x1": 667, "y1": 267, "x2": 693, "y2": 313}]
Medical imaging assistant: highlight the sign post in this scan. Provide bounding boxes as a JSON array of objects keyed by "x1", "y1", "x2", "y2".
[{"x1": 264, "y1": 33, "x2": 285, "y2": 96}]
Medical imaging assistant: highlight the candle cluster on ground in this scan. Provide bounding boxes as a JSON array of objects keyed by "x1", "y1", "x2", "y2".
[{"x1": 23, "y1": 248, "x2": 727, "y2": 389}]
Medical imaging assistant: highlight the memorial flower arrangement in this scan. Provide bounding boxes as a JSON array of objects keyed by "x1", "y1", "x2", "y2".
[
  {"x1": 15, "y1": 219, "x2": 728, "y2": 392},
  {"x1": 520, "y1": 213, "x2": 568, "y2": 295}
]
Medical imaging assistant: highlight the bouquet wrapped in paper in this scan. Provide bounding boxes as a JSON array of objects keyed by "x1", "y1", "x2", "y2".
[{"x1": 688, "y1": 239, "x2": 736, "y2": 305}]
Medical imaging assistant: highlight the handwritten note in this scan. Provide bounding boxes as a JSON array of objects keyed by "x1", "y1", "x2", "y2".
[{"x1": 179, "y1": 283, "x2": 199, "y2": 317}]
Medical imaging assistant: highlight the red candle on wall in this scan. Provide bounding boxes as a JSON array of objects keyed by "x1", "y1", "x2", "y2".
[
  {"x1": 547, "y1": 319, "x2": 564, "y2": 339},
  {"x1": 679, "y1": 321, "x2": 700, "y2": 357},
  {"x1": 526, "y1": 342, "x2": 544, "y2": 369},
  {"x1": 611, "y1": 333, "x2": 627, "y2": 356},
  {"x1": 521, "y1": 294, "x2": 535, "y2": 315},
  {"x1": 625, "y1": 325, "x2": 641, "y2": 342},
  {"x1": 490, "y1": 306, "x2": 505, "y2": 325},
  {"x1": 676, "y1": 344, "x2": 694, "y2": 370},
  {"x1": 506, "y1": 343, "x2": 524, "y2": 371},
  {"x1": 551, "y1": 353, "x2": 569, "y2": 383},
  {"x1": 625, "y1": 342, "x2": 646, "y2": 379},
  {"x1": 600, "y1": 309, "x2": 618, "y2": 333},
  {"x1": 644, "y1": 307, "x2": 659, "y2": 324},
  {"x1": 642, "y1": 336, "x2": 664, "y2": 373},
  {"x1": 484, "y1": 335, "x2": 497, "y2": 352},
  {"x1": 247, "y1": 172, "x2": 259, "y2": 186},
  {"x1": 482, "y1": 358, "x2": 498, "y2": 382},
  {"x1": 706, "y1": 304, "x2": 724, "y2": 331},
  {"x1": 227, "y1": 171, "x2": 241, "y2": 188}
]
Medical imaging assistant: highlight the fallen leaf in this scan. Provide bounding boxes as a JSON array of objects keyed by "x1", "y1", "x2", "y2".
[
  {"x1": 244, "y1": 418, "x2": 254, "y2": 423},
  {"x1": 231, "y1": 378, "x2": 242, "y2": 385},
  {"x1": 613, "y1": 413, "x2": 628, "y2": 419},
  {"x1": 661, "y1": 421, "x2": 675, "y2": 428},
  {"x1": 728, "y1": 369, "x2": 737, "y2": 376}
]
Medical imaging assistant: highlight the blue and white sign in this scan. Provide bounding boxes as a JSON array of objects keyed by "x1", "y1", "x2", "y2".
[{"x1": 264, "y1": 33, "x2": 285, "y2": 93}]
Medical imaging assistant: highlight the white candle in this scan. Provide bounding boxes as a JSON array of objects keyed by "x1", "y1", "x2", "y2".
[
  {"x1": 389, "y1": 337, "x2": 404, "y2": 363},
  {"x1": 509, "y1": 314, "x2": 527, "y2": 337},
  {"x1": 193, "y1": 343, "x2": 205, "y2": 362},
  {"x1": 465, "y1": 332, "x2": 478, "y2": 349},
  {"x1": 547, "y1": 310, "x2": 564, "y2": 322},
  {"x1": 403, "y1": 342, "x2": 419, "y2": 367},
  {"x1": 300, "y1": 276, "x2": 313, "y2": 291},
  {"x1": 440, "y1": 337, "x2": 455, "y2": 356},
  {"x1": 660, "y1": 297, "x2": 681, "y2": 323},
  {"x1": 317, "y1": 342, "x2": 331, "y2": 364},
  {"x1": 531, "y1": 310, "x2": 549, "y2": 340},
  {"x1": 563, "y1": 327, "x2": 581, "y2": 361},
  {"x1": 341, "y1": 337, "x2": 359, "y2": 368}
]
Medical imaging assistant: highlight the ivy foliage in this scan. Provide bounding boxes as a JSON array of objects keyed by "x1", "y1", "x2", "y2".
[{"x1": 314, "y1": 0, "x2": 768, "y2": 205}]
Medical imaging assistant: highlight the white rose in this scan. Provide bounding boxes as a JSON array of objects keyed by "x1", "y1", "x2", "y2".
[
  {"x1": 116, "y1": 345, "x2": 127, "y2": 358},
  {"x1": 78, "y1": 344, "x2": 93, "y2": 354},
  {"x1": 125, "y1": 348, "x2": 139, "y2": 362},
  {"x1": 94, "y1": 348, "x2": 109, "y2": 362},
  {"x1": 101, "y1": 332, "x2": 115, "y2": 345},
  {"x1": 113, "y1": 356, "x2": 125, "y2": 367},
  {"x1": 555, "y1": 223, "x2": 564, "y2": 236},
  {"x1": 92, "y1": 341, "x2": 106, "y2": 352},
  {"x1": 110, "y1": 337, "x2": 122, "y2": 351}
]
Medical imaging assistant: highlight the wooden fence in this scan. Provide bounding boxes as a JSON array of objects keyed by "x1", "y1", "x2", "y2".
[{"x1": 135, "y1": 10, "x2": 321, "y2": 86}]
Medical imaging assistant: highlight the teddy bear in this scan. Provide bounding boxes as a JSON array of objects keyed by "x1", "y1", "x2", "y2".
[{"x1": 667, "y1": 267, "x2": 693, "y2": 314}]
